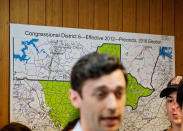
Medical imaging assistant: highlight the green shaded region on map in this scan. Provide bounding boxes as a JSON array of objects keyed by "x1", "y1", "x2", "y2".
[
  {"x1": 97, "y1": 44, "x2": 121, "y2": 59},
  {"x1": 97, "y1": 43, "x2": 154, "y2": 110},
  {"x1": 39, "y1": 43, "x2": 153, "y2": 129},
  {"x1": 40, "y1": 81, "x2": 79, "y2": 129},
  {"x1": 126, "y1": 74, "x2": 154, "y2": 110}
]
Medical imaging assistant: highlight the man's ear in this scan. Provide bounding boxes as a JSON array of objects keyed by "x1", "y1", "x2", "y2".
[{"x1": 69, "y1": 89, "x2": 81, "y2": 108}]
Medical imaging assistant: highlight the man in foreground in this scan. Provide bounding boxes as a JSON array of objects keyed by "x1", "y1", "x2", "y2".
[{"x1": 69, "y1": 52, "x2": 127, "y2": 131}]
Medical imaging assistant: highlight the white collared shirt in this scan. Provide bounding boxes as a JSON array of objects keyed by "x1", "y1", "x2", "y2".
[{"x1": 73, "y1": 121, "x2": 82, "y2": 131}]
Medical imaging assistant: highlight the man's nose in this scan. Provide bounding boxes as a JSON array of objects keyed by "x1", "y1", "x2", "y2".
[
  {"x1": 106, "y1": 94, "x2": 118, "y2": 112},
  {"x1": 172, "y1": 101, "x2": 180, "y2": 110}
]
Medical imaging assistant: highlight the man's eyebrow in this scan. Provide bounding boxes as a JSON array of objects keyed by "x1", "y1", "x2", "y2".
[
  {"x1": 166, "y1": 96, "x2": 173, "y2": 98},
  {"x1": 93, "y1": 85, "x2": 107, "y2": 91},
  {"x1": 115, "y1": 86, "x2": 124, "y2": 91},
  {"x1": 92, "y1": 85, "x2": 125, "y2": 93}
]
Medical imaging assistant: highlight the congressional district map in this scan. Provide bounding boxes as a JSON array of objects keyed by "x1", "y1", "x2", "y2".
[{"x1": 10, "y1": 24, "x2": 174, "y2": 131}]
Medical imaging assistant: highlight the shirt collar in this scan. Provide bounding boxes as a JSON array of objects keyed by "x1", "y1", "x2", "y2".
[{"x1": 73, "y1": 121, "x2": 82, "y2": 131}]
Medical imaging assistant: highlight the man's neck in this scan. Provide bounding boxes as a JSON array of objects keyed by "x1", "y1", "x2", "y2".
[
  {"x1": 170, "y1": 123, "x2": 181, "y2": 131},
  {"x1": 181, "y1": 124, "x2": 183, "y2": 131},
  {"x1": 80, "y1": 117, "x2": 95, "y2": 131}
]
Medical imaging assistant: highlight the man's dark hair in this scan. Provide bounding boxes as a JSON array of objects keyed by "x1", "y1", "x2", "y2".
[
  {"x1": 71, "y1": 52, "x2": 127, "y2": 96},
  {"x1": 177, "y1": 80, "x2": 183, "y2": 108},
  {"x1": 0, "y1": 122, "x2": 31, "y2": 131}
]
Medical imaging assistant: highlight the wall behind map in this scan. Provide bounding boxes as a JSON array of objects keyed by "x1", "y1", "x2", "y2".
[{"x1": 0, "y1": 0, "x2": 183, "y2": 128}]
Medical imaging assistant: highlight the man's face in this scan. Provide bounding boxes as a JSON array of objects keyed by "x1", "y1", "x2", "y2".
[
  {"x1": 79, "y1": 69, "x2": 126, "y2": 131},
  {"x1": 166, "y1": 91, "x2": 182, "y2": 126}
]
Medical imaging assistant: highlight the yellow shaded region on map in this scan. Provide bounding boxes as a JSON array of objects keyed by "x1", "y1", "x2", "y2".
[
  {"x1": 97, "y1": 43, "x2": 154, "y2": 110},
  {"x1": 97, "y1": 44, "x2": 121, "y2": 59},
  {"x1": 126, "y1": 74, "x2": 153, "y2": 110},
  {"x1": 40, "y1": 81, "x2": 79, "y2": 129}
]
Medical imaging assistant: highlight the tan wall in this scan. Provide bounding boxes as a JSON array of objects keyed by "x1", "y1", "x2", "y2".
[{"x1": 0, "y1": 0, "x2": 183, "y2": 128}]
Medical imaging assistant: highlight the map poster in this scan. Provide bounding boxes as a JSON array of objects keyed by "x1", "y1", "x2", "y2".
[{"x1": 10, "y1": 23, "x2": 175, "y2": 131}]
